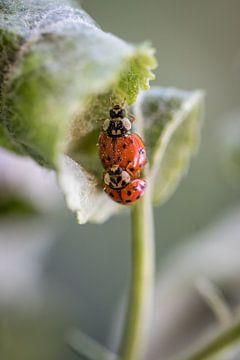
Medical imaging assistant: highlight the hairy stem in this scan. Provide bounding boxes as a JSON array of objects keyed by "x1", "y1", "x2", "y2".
[
  {"x1": 120, "y1": 187, "x2": 155, "y2": 360},
  {"x1": 177, "y1": 316, "x2": 240, "y2": 360}
]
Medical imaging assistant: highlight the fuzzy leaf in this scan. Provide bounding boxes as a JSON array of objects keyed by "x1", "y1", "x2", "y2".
[
  {"x1": 134, "y1": 87, "x2": 204, "y2": 204},
  {"x1": 0, "y1": 2, "x2": 204, "y2": 223},
  {"x1": 0, "y1": 0, "x2": 156, "y2": 223},
  {"x1": 58, "y1": 155, "x2": 120, "y2": 224},
  {"x1": 0, "y1": 125, "x2": 21, "y2": 152}
]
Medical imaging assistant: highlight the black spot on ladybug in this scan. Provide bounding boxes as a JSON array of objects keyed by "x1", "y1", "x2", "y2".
[
  {"x1": 136, "y1": 195, "x2": 140, "y2": 199},
  {"x1": 127, "y1": 190, "x2": 132, "y2": 196},
  {"x1": 122, "y1": 181, "x2": 127, "y2": 187},
  {"x1": 130, "y1": 167, "x2": 134, "y2": 172},
  {"x1": 122, "y1": 143, "x2": 127, "y2": 149},
  {"x1": 117, "y1": 176, "x2": 122, "y2": 183},
  {"x1": 115, "y1": 167, "x2": 122, "y2": 175},
  {"x1": 126, "y1": 199, "x2": 132, "y2": 203}
]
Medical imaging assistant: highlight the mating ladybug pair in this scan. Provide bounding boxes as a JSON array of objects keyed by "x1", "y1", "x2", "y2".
[{"x1": 98, "y1": 101, "x2": 147, "y2": 205}]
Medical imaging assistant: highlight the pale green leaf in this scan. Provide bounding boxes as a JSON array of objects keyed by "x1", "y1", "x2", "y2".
[
  {"x1": 134, "y1": 87, "x2": 204, "y2": 205},
  {"x1": 58, "y1": 155, "x2": 120, "y2": 224}
]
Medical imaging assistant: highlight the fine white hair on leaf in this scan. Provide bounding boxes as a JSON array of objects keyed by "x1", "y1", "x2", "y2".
[{"x1": 57, "y1": 155, "x2": 120, "y2": 224}]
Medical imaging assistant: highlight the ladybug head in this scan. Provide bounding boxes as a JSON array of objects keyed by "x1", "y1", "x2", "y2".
[{"x1": 109, "y1": 103, "x2": 126, "y2": 119}]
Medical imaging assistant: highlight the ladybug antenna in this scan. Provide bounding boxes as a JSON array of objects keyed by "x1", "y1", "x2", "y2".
[
  {"x1": 120, "y1": 98, "x2": 126, "y2": 108},
  {"x1": 109, "y1": 96, "x2": 115, "y2": 108}
]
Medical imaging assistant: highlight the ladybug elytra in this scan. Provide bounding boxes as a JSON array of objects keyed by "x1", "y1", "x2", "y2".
[{"x1": 98, "y1": 132, "x2": 147, "y2": 178}]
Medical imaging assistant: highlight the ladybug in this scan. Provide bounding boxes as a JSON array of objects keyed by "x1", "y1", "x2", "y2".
[
  {"x1": 103, "y1": 165, "x2": 147, "y2": 205},
  {"x1": 98, "y1": 103, "x2": 147, "y2": 178}
]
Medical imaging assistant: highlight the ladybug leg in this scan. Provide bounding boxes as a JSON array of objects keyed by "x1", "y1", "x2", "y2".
[
  {"x1": 129, "y1": 114, "x2": 135, "y2": 123},
  {"x1": 126, "y1": 162, "x2": 140, "y2": 178},
  {"x1": 121, "y1": 98, "x2": 126, "y2": 105},
  {"x1": 122, "y1": 118, "x2": 132, "y2": 131}
]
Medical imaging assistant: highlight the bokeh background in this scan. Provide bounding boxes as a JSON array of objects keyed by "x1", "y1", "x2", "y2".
[{"x1": 1, "y1": 1, "x2": 240, "y2": 359}]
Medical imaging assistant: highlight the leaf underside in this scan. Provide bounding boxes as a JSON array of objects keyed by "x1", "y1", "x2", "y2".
[{"x1": 136, "y1": 87, "x2": 204, "y2": 205}]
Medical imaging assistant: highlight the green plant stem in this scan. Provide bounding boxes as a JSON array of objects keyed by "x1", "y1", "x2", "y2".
[
  {"x1": 177, "y1": 316, "x2": 240, "y2": 360},
  {"x1": 120, "y1": 188, "x2": 155, "y2": 360},
  {"x1": 67, "y1": 189, "x2": 155, "y2": 360}
]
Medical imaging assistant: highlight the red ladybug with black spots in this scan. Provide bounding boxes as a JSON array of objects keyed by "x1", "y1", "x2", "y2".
[{"x1": 98, "y1": 102, "x2": 147, "y2": 178}]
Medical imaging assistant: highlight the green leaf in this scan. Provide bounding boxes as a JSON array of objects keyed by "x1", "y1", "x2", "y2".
[
  {"x1": 134, "y1": 87, "x2": 204, "y2": 205},
  {"x1": 0, "y1": 124, "x2": 21, "y2": 152},
  {"x1": 0, "y1": 0, "x2": 156, "y2": 223},
  {"x1": 0, "y1": 2, "x2": 204, "y2": 223}
]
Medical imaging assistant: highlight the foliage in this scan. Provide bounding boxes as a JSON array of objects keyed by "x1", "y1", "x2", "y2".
[{"x1": 0, "y1": 0, "x2": 203, "y2": 224}]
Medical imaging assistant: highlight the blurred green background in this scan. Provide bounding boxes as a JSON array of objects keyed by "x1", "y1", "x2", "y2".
[{"x1": 1, "y1": 1, "x2": 240, "y2": 359}]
